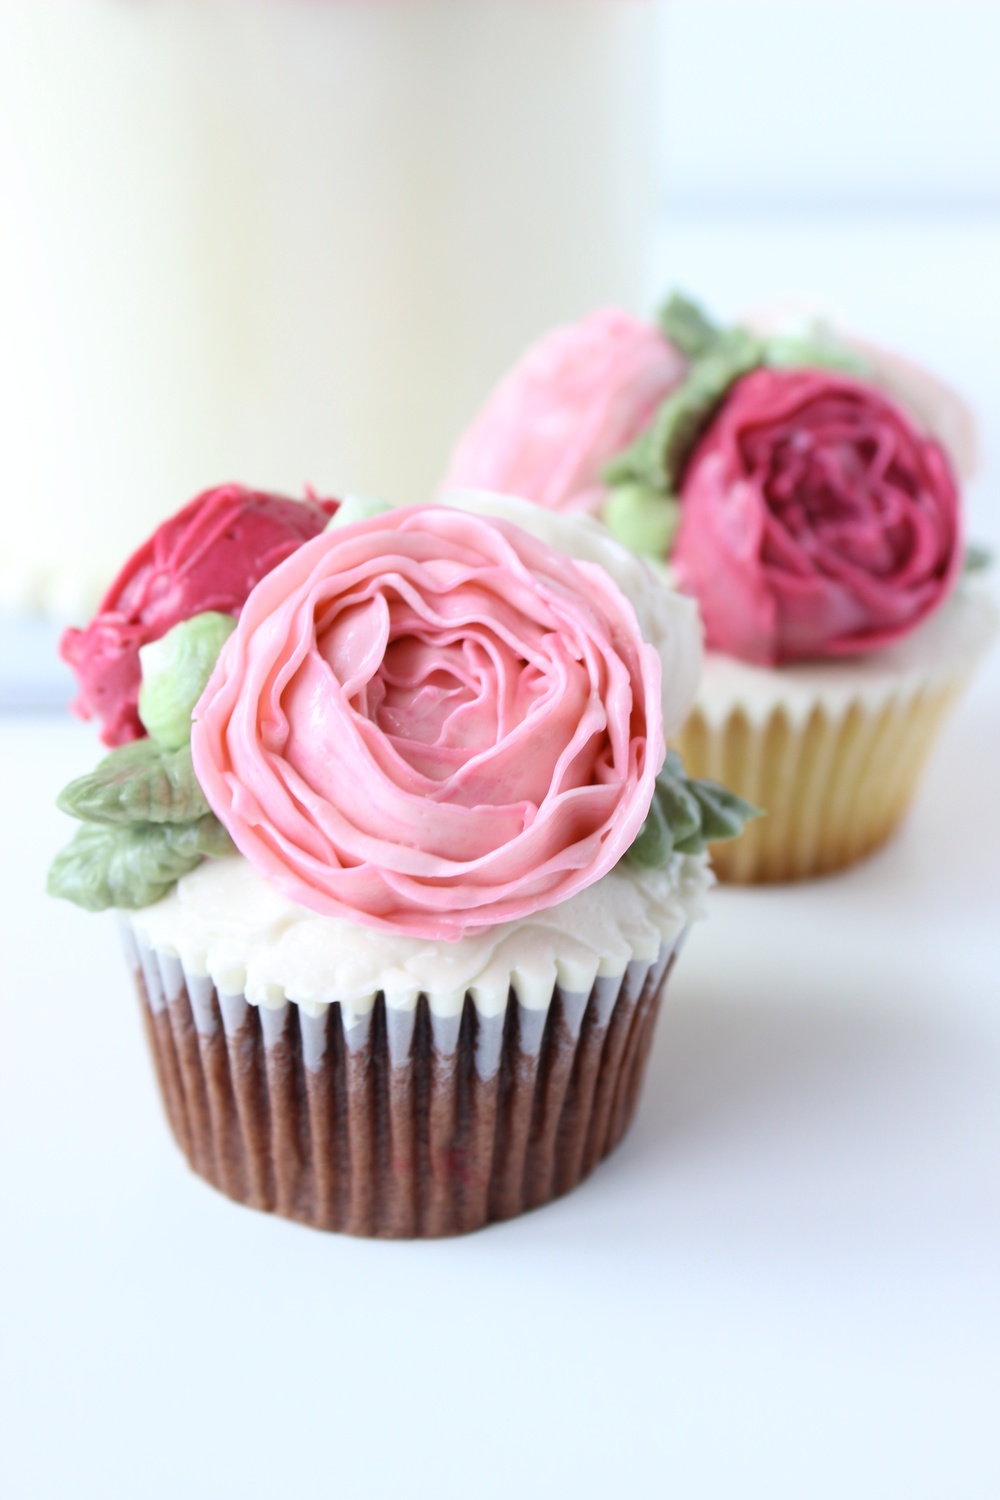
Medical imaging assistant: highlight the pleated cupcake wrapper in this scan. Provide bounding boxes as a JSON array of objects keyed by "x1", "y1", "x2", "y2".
[
  {"x1": 677, "y1": 674, "x2": 968, "y2": 883},
  {"x1": 120, "y1": 923, "x2": 683, "y2": 1237}
]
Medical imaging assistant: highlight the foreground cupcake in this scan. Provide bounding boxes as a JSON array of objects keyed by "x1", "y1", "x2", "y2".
[
  {"x1": 49, "y1": 488, "x2": 754, "y2": 1236},
  {"x1": 446, "y1": 296, "x2": 996, "y2": 882}
]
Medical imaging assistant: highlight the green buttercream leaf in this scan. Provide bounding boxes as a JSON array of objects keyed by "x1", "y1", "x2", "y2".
[
  {"x1": 964, "y1": 541, "x2": 993, "y2": 574},
  {"x1": 57, "y1": 740, "x2": 210, "y2": 826},
  {"x1": 605, "y1": 325, "x2": 763, "y2": 496},
  {"x1": 138, "y1": 611, "x2": 236, "y2": 750},
  {"x1": 46, "y1": 816, "x2": 232, "y2": 912},
  {"x1": 602, "y1": 484, "x2": 680, "y2": 559},
  {"x1": 627, "y1": 790, "x2": 674, "y2": 868},
  {"x1": 194, "y1": 817, "x2": 236, "y2": 858},
  {"x1": 652, "y1": 757, "x2": 703, "y2": 847},
  {"x1": 659, "y1": 292, "x2": 720, "y2": 359},
  {"x1": 624, "y1": 750, "x2": 761, "y2": 869},
  {"x1": 687, "y1": 777, "x2": 762, "y2": 847}
]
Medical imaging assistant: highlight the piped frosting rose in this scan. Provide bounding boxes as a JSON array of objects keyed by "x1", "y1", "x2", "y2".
[
  {"x1": 191, "y1": 506, "x2": 664, "y2": 940},
  {"x1": 672, "y1": 368, "x2": 962, "y2": 664},
  {"x1": 440, "y1": 310, "x2": 686, "y2": 517},
  {"x1": 61, "y1": 484, "x2": 338, "y2": 746}
]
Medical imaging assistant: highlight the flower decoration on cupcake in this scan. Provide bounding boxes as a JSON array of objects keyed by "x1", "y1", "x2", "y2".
[
  {"x1": 441, "y1": 309, "x2": 686, "y2": 519},
  {"x1": 604, "y1": 295, "x2": 969, "y2": 665},
  {"x1": 48, "y1": 485, "x2": 338, "y2": 909},
  {"x1": 191, "y1": 506, "x2": 666, "y2": 939},
  {"x1": 447, "y1": 292, "x2": 984, "y2": 669},
  {"x1": 61, "y1": 483, "x2": 338, "y2": 746},
  {"x1": 49, "y1": 495, "x2": 757, "y2": 918},
  {"x1": 672, "y1": 366, "x2": 962, "y2": 665}
]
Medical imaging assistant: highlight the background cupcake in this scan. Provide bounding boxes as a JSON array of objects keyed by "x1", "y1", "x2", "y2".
[
  {"x1": 49, "y1": 490, "x2": 755, "y2": 1236},
  {"x1": 445, "y1": 295, "x2": 996, "y2": 881}
]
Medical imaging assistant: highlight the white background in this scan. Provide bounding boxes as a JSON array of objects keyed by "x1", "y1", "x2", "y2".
[{"x1": 2, "y1": 4, "x2": 1000, "y2": 1498}]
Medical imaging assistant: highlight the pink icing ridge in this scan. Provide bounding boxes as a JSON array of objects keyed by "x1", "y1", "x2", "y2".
[
  {"x1": 192, "y1": 506, "x2": 664, "y2": 941},
  {"x1": 440, "y1": 309, "x2": 686, "y2": 516}
]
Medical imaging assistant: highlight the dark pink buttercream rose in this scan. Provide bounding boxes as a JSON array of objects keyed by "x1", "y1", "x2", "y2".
[
  {"x1": 61, "y1": 484, "x2": 338, "y2": 746},
  {"x1": 672, "y1": 368, "x2": 962, "y2": 664}
]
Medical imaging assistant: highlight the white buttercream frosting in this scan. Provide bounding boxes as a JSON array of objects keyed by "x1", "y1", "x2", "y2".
[
  {"x1": 692, "y1": 576, "x2": 998, "y2": 729},
  {"x1": 127, "y1": 852, "x2": 711, "y2": 1022}
]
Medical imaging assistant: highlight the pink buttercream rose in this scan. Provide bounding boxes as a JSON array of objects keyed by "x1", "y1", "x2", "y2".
[
  {"x1": 441, "y1": 309, "x2": 686, "y2": 516},
  {"x1": 673, "y1": 368, "x2": 962, "y2": 665},
  {"x1": 191, "y1": 506, "x2": 664, "y2": 940}
]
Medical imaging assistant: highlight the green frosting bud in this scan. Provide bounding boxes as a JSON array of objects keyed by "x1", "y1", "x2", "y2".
[
  {"x1": 602, "y1": 484, "x2": 680, "y2": 559},
  {"x1": 46, "y1": 816, "x2": 234, "y2": 912},
  {"x1": 625, "y1": 750, "x2": 761, "y2": 870},
  {"x1": 138, "y1": 611, "x2": 236, "y2": 750},
  {"x1": 57, "y1": 740, "x2": 210, "y2": 826},
  {"x1": 325, "y1": 495, "x2": 393, "y2": 531}
]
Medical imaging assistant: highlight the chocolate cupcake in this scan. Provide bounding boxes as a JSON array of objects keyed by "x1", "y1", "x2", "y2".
[{"x1": 49, "y1": 491, "x2": 754, "y2": 1235}]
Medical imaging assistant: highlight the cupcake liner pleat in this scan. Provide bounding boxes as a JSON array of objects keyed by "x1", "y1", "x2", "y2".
[
  {"x1": 125, "y1": 933, "x2": 683, "y2": 1237},
  {"x1": 677, "y1": 679, "x2": 965, "y2": 882}
]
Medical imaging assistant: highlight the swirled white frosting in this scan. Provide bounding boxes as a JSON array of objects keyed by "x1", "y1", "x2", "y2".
[
  {"x1": 692, "y1": 576, "x2": 998, "y2": 729},
  {"x1": 127, "y1": 851, "x2": 711, "y2": 1021}
]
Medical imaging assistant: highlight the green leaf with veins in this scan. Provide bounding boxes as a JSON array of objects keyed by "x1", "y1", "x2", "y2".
[
  {"x1": 46, "y1": 817, "x2": 234, "y2": 912},
  {"x1": 625, "y1": 751, "x2": 761, "y2": 869},
  {"x1": 57, "y1": 740, "x2": 210, "y2": 826}
]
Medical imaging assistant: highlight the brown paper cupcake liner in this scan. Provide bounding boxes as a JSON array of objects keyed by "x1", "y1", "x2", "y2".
[
  {"x1": 121, "y1": 926, "x2": 683, "y2": 1237},
  {"x1": 676, "y1": 677, "x2": 967, "y2": 882}
]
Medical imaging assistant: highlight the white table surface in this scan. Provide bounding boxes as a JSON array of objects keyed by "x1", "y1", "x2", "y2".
[
  {"x1": 2, "y1": 639, "x2": 999, "y2": 1500},
  {"x1": 3, "y1": 217, "x2": 1000, "y2": 1497}
]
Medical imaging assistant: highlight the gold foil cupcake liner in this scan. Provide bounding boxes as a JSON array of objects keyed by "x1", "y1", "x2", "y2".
[
  {"x1": 676, "y1": 677, "x2": 967, "y2": 883},
  {"x1": 121, "y1": 927, "x2": 683, "y2": 1238}
]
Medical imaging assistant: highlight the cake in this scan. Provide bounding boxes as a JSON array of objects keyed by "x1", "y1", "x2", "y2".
[
  {"x1": 48, "y1": 486, "x2": 756, "y2": 1235},
  {"x1": 443, "y1": 294, "x2": 996, "y2": 880}
]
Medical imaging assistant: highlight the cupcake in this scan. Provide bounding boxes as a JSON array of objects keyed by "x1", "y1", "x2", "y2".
[
  {"x1": 445, "y1": 296, "x2": 996, "y2": 882},
  {"x1": 48, "y1": 488, "x2": 755, "y2": 1236}
]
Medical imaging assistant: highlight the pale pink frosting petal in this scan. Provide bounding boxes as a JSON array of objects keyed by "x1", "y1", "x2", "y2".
[
  {"x1": 441, "y1": 309, "x2": 686, "y2": 515},
  {"x1": 673, "y1": 368, "x2": 962, "y2": 665},
  {"x1": 192, "y1": 506, "x2": 663, "y2": 940}
]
